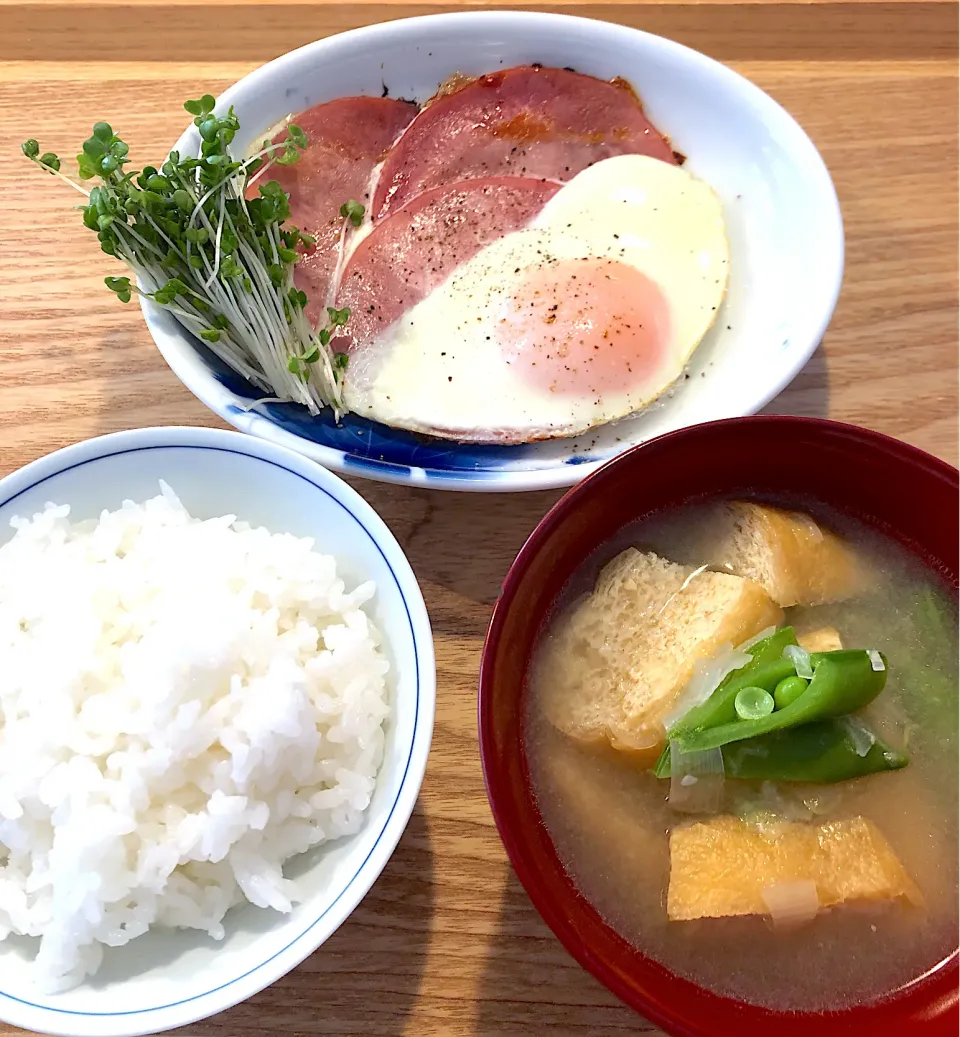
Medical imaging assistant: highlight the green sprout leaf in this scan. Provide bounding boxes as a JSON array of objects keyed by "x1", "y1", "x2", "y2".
[
  {"x1": 185, "y1": 94, "x2": 217, "y2": 121},
  {"x1": 104, "y1": 275, "x2": 132, "y2": 303},
  {"x1": 339, "y1": 199, "x2": 365, "y2": 227},
  {"x1": 82, "y1": 136, "x2": 107, "y2": 160},
  {"x1": 287, "y1": 123, "x2": 308, "y2": 149},
  {"x1": 198, "y1": 118, "x2": 219, "y2": 143},
  {"x1": 220, "y1": 255, "x2": 244, "y2": 280},
  {"x1": 153, "y1": 278, "x2": 189, "y2": 305},
  {"x1": 274, "y1": 144, "x2": 300, "y2": 166},
  {"x1": 76, "y1": 152, "x2": 99, "y2": 180}
]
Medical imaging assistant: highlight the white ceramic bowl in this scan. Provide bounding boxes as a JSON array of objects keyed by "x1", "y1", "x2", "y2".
[
  {"x1": 146, "y1": 11, "x2": 843, "y2": 491},
  {"x1": 0, "y1": 427, "x2": 435, "y2": 1037}
]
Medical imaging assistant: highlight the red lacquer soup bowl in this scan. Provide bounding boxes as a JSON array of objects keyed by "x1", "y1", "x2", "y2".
[{"x1": 478, "y1": 415, "x2": 958, "y2": 1037}]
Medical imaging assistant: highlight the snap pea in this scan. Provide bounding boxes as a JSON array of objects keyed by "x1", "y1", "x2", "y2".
[
  {"x1": 656, "y1": 718, "x2": 908, "y2": 782},
  {"x1": 674, "y1": 649, "x2": 888, "y2": 755},
  {"x1": 668, "y1": 627, "x2": 799, "y2": 736},
  {"x1": 714, "y1": 720, "x2": 909, "y2": 783},
  {"x1": 653, "y1": 628, "x2": 799, "y2": 777}
]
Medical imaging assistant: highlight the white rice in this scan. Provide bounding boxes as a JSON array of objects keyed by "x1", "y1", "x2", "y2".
[{"x1": 0, "y1": 484, "x2": 390, "y2": 992}]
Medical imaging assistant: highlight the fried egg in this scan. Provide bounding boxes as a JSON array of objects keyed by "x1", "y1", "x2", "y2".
[{"x1": 343, "y1": 154, "x2": 729, "y2": 441}]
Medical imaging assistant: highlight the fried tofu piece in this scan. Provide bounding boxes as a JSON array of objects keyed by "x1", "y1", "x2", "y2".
[
  {"x1": 540, "y1": 549, "x2": 782, "y2": 763},
  {"x1": 711, "y1": 502, "x2": 867, "y2": 607},
  {"x1": 797, "y1": 626, "x2": 844, "y2": 653},
  {"x1": 667, "y1": 815, "x2": 922, "y2": 921}
]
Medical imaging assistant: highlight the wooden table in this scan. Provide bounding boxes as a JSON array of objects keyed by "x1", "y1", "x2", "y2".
[{"x1": 0, "y1": 0, "x2": 956, "y2": 1033}]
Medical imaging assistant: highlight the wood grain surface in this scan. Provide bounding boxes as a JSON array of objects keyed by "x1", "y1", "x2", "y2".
[{"x1": 0, "y1": 0, "x2": 957, "y2": 1033}]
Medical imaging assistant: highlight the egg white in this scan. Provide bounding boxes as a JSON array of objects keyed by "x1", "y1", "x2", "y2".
[{"x1": 343, "y1": 154, "x2": 729, "y2": 441}]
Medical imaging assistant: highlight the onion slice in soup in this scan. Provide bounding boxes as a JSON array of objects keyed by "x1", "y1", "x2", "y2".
[
  {"x1": 783, "y1": 643, "x2": 814, "y2": 679},
  {"x1": 668, "y1": 742, "x2": 725, "y2": 814},
  {"x1": 867, "y1": 649, "x2": 886, "y2": 672},
  {"x1": 761, "y1": 880, "x2": 821, "y2": 928},
  {"x1": 736, "y1": 625, "x2": 777, "y2": 652},
  {"x1": 842, "y1": 715, "x2": 877, "y2": 757},
  {"x1": 661, "y1": 644, "x2": 752, "y2": 731}
]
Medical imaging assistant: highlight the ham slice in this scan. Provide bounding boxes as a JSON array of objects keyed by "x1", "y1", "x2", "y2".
[
  {"x1": 372, "y1": 66, "x2": 677, "y2": 220},
  {"x1": 261, "y1": 97, "x2": 416, "y2": 313},
  {"x1": 332, "y1": 176, "x2": 559, "y2": 348}
]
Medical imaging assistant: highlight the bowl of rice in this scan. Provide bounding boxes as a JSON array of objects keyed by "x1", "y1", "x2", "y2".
[{"x1": 0, "y1": 425, "x2": 435, "y2": 1037}]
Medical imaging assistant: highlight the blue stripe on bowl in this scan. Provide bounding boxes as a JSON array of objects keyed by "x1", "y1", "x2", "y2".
[{"x1": 0, "y1": 444, "x2": 420, "y2": 1019}]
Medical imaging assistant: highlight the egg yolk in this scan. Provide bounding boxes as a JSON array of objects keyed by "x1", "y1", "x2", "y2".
[{"x1": 495, "y1": 257, "x2": 670, "y2": 395}]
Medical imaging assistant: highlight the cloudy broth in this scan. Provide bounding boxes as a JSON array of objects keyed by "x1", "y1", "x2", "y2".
[{"x1": 526, "y1": 501, "x2": 958, "y2": 1011}]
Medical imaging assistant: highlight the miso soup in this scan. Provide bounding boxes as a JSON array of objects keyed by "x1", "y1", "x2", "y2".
[{"x1": 526, "y1": 499, "x2": 958, "y2": 1011}]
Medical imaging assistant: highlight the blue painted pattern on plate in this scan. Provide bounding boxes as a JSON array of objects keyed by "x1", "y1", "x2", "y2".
[{"x1": 211, "y1": 351, "x2": 535, "y2": 473}]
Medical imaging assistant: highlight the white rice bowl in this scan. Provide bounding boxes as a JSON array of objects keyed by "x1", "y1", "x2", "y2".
[{"x1": 0, "y1": 483, "x2": 390, "y2": 993}]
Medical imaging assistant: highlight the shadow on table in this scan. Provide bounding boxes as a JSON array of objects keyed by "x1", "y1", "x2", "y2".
[
  {"x1": 759, "y1": 345, "x2": 831, "y2": 419},
  {"x1": 473, "y1": 867, "x2": 663, "y2": 1036},
  {"x1": 177, "y1": 805, "x2": 435, "y2": 1037},
  {"x1": 352, "y1": 347, "x2": 832, "y2": 601},
  {"x1": 354, "y1": 342, "x2": 828, "y2": 594},
  {"x1": 353, "y1": 483, "x2": 566, "y2": 612}
]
